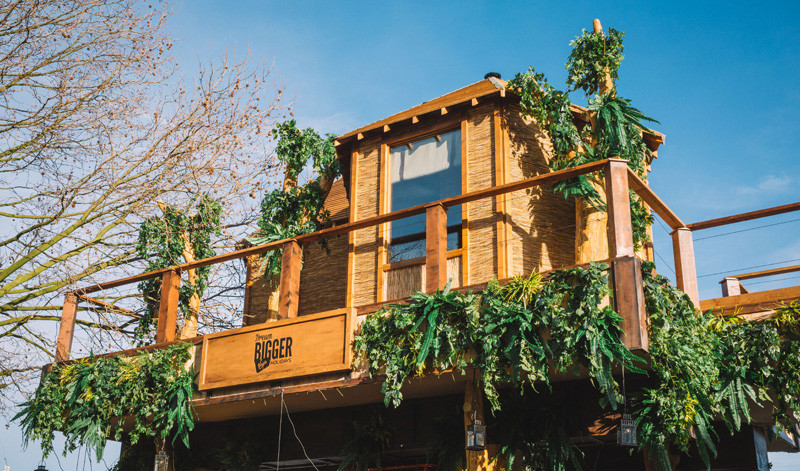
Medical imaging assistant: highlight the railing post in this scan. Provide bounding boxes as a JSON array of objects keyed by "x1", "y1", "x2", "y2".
[
  {"x1": 671, "y1": 227, "x2": 700, "y2": 307},
  {"x1": 611, "y1": 257, "x2": 649, "y2": 351},
  {"x1": 426, "y1": 203, "x2": 448, "y2": 293},
  {"x1": 55, "y1": 293, "x2": 79, "y2": 362},
  {"x1": 278, "y1": 240, "x2": 302, "y2": 319},
  {"x1": 721, "y1": 277, "x2": 742, "y2": 297},
  {"x1": 605, "y1": 158, "x2": 635, "y2": 258},
  {"x1": 156, "y1": 269, "x2": 180, "y2": 343}
]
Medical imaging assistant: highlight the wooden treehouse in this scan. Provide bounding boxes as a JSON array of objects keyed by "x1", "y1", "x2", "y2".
[{"x1": 52, "y1": 75, "x2": 800, "y2": 470}]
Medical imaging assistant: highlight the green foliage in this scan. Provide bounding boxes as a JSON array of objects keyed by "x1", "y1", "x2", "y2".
[
  {"x1": 247, "y1": 120, "x2": 341, "y2": 283},
  {"x1": 566, "y1": 27, "x2": 625, "y2": 95},
  {"x1": 354, "y1": 263, "x2": 641, "y2": 413},
  {"x1": 15, "y1": 343, "x2": 195, "y2": 461},
  {"x1": 136, "y1": 194, "x2": 222, "y2": 342},
  {"x1": 338, "y1": 409, "x2": 393, "y2": 471},
  {"x1": 508, "y1": 26, "x2": 659, "y2": 250},
  {"x1": 353, "y1": 281, "x2": 478, "y2": 407}
]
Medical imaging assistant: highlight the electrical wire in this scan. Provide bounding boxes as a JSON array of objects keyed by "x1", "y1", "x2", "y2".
[
  {"x1": 694, "y1": 217, "x2": 800, "y2": 241},
  {"x1": 280, "y1": 392, "x2": 321, "y2": 471},
  {"x1": 698, "y1": 258, "x2": 800, "y2": 279}
]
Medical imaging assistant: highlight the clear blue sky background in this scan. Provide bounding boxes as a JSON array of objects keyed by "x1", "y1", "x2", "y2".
[{"x1": 4, "y1": 0, "x2": 800, "y2": 469}]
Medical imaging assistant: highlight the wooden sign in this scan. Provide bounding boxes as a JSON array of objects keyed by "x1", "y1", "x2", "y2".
[{"x1": 198, "y1": 308, "x2": 355, "y2": 390}]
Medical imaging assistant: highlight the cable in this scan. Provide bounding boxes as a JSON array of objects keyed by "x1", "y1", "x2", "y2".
[
  {"x1": 698, "y1": 258, "x2": 800, "y2": 279},
  {"x1": 281, "y1": 392, "x2": 321, "y2": 471},
  {"x1": 276, "y1": 389, "x2": 284, "y2": 471},
  {"x1": 694, "y1": 217, "x2": 800, "y2": 241},
  {"x1": 653, "y1": 249, "x2": 676, "y2": 276}
]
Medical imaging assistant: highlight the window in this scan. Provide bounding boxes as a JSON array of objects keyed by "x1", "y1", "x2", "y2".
[{"x1": 387, "y1": 129, "x2": 462, "y2": 262}]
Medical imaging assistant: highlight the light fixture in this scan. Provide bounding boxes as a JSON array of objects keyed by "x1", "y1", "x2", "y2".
[
  {"x1": 35, "y1": 461, "x2": 48, "y2": 471},
  {"x1": 617, "y1": 413, "x2": 637, "y2": 446},
  {"x1": 466, "y1": 419, "x2": 486, "y2": 451},
  {"x1": 154, "y1": 449, "x2": 169, "y2": 471}
]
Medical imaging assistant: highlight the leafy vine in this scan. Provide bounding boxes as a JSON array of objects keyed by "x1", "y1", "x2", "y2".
[
  {"x1": 508, "y1": 26, "x2": 656, "y2": 250},
  {"x1": 15, "y1": 343, "x2": 196, "y2": 461},
  {"x1": 136, "y1": 194, "x2": 222, "y2": 341}
]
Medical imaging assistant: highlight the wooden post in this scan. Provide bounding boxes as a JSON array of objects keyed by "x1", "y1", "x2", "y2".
[
  {"x1": 156, "y1": 270, "x2": 180, "y2": 344},
  {"x1": 605, "y1": 158, "x2": 635, "y2": 258},
  {"x1": 721, "y1": 277, "x2": 742, "y2": 297},
  {"x1": 426, "y1": 203, "x2": 448, "y2": 293},
  {"x1": 54, "y1": 293, "x2": 78, "y2": 362},
  {"x1": 278, "y1": 240, "x2": 302, "y2": 319},
  {"x1": 611, "y1": 257, "x2": 649, "y2": 351},
  {"x1": 671, "y1": 227, "x2": 700, "y2": 307}
]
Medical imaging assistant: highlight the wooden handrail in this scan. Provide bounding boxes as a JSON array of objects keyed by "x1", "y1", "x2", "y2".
[
  {"x1": 73, "y1": 158, "x2": 612, "y2": 295},
  {"x1": 687, "y1": 201, "x2": 800, "y2": 231},
  {"x1": 729, "y1": 264, "x2": 800, "y2": 281},
  {"x1": 626, "y1": 167, "x2": 685, "y2": 229}
]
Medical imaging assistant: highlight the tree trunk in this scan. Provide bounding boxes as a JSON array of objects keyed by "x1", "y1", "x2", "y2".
[{"x1": 180, "y1": 231, "x2": 200, "y2": 339}]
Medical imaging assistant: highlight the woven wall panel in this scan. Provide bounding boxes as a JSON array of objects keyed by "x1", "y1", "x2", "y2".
[
  {"x1": 352, "y1": 137, "x2": 382, "y2": 306},
  {"x1": 383, "y1": 255, "x2": 463, "y2": 300},
  {"x1": 298, "y1": 235, "x2": 349, "y2": 315},
  {"x1": 465, "y1": 104, "x2": 498, "y2": 285},
  {"x1": 504, "y1": 103, "x2": 575, "y2": 276}
]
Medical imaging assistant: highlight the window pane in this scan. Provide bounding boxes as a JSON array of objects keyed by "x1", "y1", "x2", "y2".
[{"x1": 388, "y1": 130, "x2": 461, "y2": 262}]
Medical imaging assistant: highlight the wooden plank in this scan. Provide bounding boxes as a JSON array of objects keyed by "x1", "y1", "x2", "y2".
[
  {"x1": 76, "y1": 294, "x2": 136, "y2": 316},
  {"x1": 721, "y1": 277, "x2": 742, "y2": 297},
  {"x1": 336, "y1": 80, "x2": 501, "y2": 143},
  {"x1": 426, "y1": 204, "x2": 448, "y2": 292},
  {"x1": 346, "y1": 145, "x2": 358, "y2": 308},
  {"x1": 605, "y1": 159, "x2": 635, "y2": 258},
  {"x1": 731, "y1": 264, "x2": 800, "y2": 281},
  {"x1": 626, "y1": 168, "x2": 684, "y2": 229},
  {"x1": 671, "y1": 228, "x2": 700, "y2": 307},
  {"x1": 460, "y1": 118, "x2": 470, "y2": 285},
  {"x1": 74, "y1": 159, "x2": 613, "y2": 295},
  {"x1": 377, "y1": 144, "x2": 389, "y2": 302},
  {"x1": 700, "y1": 285, "x2": 800, "y2": 314},
  {"x1": 687, "y1": 201, "x2": 800, "y2": 231},
  {"x1": 611, "y1": 257, "x2": 648, "y2": 351},
  {"x1": 54, "y1": 294, "x2": 79, "y2": 362},
  {"x1": 156, "y1": 270, "x2": 180, "y2": 344},
  {"x1": 278, "y1": 240, "x2": 302, "y2": 319},
  {"x1": 493, "y1": 106, "x2": 508, "y2": 278},
  {"x1": 198, "y1": 308, "x2": 355, "y2": 390}
]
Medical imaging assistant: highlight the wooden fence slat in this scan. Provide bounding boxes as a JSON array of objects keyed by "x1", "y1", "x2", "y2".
[
  {"x1": 278, "y1": 240, "x2": 302, "y2": 319},
  {"x1": 156, "y1": 270, "x2": 180, "y2": 343},
  {"x1": 672, "y1": 227, "x2": 700, "y2": 306},
  {"x1": 54, "y1": 294, "x2": 79, "y2": 362}
]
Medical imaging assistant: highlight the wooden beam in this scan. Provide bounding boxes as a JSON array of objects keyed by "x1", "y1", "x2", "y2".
[
  {"x1": 411, "y1": 116, "x2": 419, "y2": 124},
  {"x1": 721, "y1": 277, "x2": 742, "y2": 297},
  {"x1": 471, "y1": 98, "x2": 478, "y2": 106},
  {"x1": 687, "y1": 201, "x2": 800, "y2": 231},
  {"x1": 605, "y1": 159, "x2": 635, "y2": 258},
  {"x1": 612, "y1": 257, "x2": 649, "y2": 351},
  {"x1": 156, "y1": 270, "x2": 180, "y2": 344},
  {"x1": 493, "y1": 106, "x2": 508, "y2": 278},
  {"x1": 382, "y1": 125, "x2": 390, "y2": 133},
  {"x1": 54, "y1": 294, "x2": 79, "y2": 362},
  {"x1": 731, "y1": 264, "x2": 800, "y2": 281},
  {"x1": 700, "y1": 285, "x2": 800, "y2": 315},
  {"x1": 426, "y1": 204, "x2": 448, "y2": 292},
  {"x1": 440, "y1": 107, "x2": 448, "y2": 115},
  {"x1": 278, "y1": 240, "x2": 302, "y2": 319},
  {"x1": 626, "y1": 168, "x2": 684, "y2": 229},
  {"x1": 671, "y1": 228, "x2": 700, "y2": 307},
  {"x1": 356, "y1": 132, "x2": 364, "y2": 141},
  {"x1": 77, "y1": 294, "x2": 136, "y2": 316},
  {"x1": 73, "y1": 159, "x2": 613, "y2": 295}
]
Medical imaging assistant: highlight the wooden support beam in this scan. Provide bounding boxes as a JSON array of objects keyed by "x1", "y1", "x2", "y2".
[
  {"x1": 626, "y1": 168, "x2": 685, "y2": 229},
  {"x1": 440, "y1": 107, "x2": 448, "y2": 115},
  {"x1": 55, "y1": 294, "x2": 79, "y2": 362},
  {"x1": 382, "y1": 125, "x2": 390, "y2": 133},
  {"x1": 671, "y1": 227, "x2": 700, "y2": 307},
  {"x1": 471, "y1": 98, "x2": 478, "y2": 106},
  {"x1": 411, "y1": 116, "x2": 419, "y2": 124},
  {"x1": 279, "y1": 240, "x2": 302, "y2": 319},
  {"x1": 605, "y1": 159, "x2": 635, "y2": 258},
  {"x1": 687, "y1": 201, "x2": 800, "y2": 231},
  {"x1": 732, "y1": 264, "x2": 800, "y2": 281},
  {"x1": 356, "y1": 132, "x2": 364, "y2": 141},
  {"x1": 156, "y1": 270, "x2": 180, "y2": 344},
  {"x1": 721, "y1": 277, "x2": 742, "y2": 297},
  {"x1": 611, "y1": 257, "x2": 648, "y2": 351},
  {"x1": 426, "y1": 204, "x2": 448, "y2": 293}
]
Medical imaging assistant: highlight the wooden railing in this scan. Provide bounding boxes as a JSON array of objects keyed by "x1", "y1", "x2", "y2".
[{"x1": 53, "y1": 158, "x2": 694, "y2": 361}]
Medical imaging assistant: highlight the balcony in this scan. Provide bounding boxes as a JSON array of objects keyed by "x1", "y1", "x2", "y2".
[{"x1": 50, "y1": 158, "x2": 800, "y2": 422}]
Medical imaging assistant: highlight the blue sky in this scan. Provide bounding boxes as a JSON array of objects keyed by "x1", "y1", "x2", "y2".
[{"x1": 4, "y1": 0, "x2": 800, "y2": 469}]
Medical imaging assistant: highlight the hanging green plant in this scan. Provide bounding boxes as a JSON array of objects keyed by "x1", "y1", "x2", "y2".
[{"x1": 15, "y1": 343, "x2": 196, "y2": 461}]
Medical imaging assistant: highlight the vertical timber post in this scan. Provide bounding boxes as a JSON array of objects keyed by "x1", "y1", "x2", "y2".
[
  {"x1": 156, "y1": 270, "x2": 180, "y2": 344},
  {"x1": 278, "y1": 240, "x2": 302, "y2": 319},
  {"x1": 721, "y1": 277, "x2": 742, "y2": 297},
  {"x1": 426, "y1": 203, "x2": 448, "y2": 293},
  {"x1": 671, "y1": 227, "x2": 700, "y2": 307},
  {"x1": 54, "y1": 293, "x2": 79, "y2": 362},
  {"x1": 605, "y1": 158, "x2": 648, "y2": 351},
  {"x1": 605, "y1": 158, "x2": 635, "y2": 258}
]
